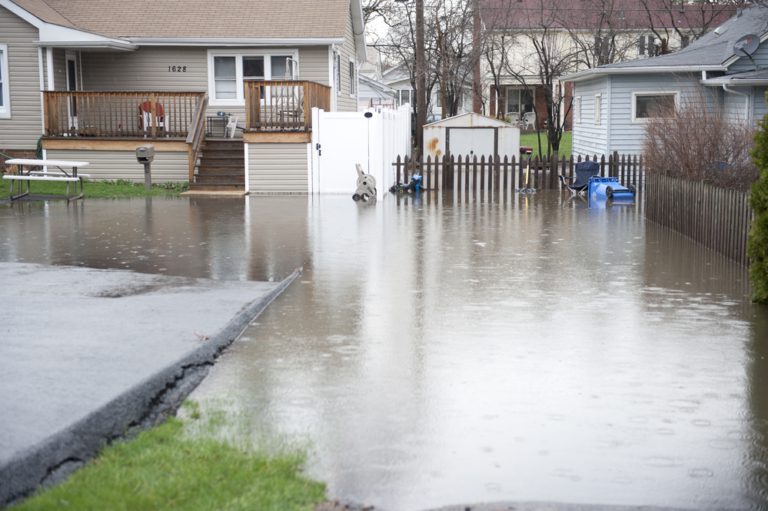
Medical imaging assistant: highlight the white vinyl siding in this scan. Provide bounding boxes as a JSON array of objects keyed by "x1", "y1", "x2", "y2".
[
  {"x1": 248, "y1": 142, "x2": 308, "y2": 193},
  {"x1": 46, "y1": 149, "x2": 188, "y2": 182},
  {"x1": 0, "y1": 6, "x2": 42, "y2": 149}
]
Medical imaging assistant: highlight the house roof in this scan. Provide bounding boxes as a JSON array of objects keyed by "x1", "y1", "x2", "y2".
[
  {"x1": 11, "y1": 0, "x2": 353, "y2": 40},
  {"x1": 702, "y1": 68, "x2": 768, "y2": 86},
  {"x1": 564, "y1": 6, "x2": 768, "y2": 82},
  {"x1": 479, "y1": 0, "x2": 734, "y2": 31},
  {"x1": 424, "y1": 112, "x2": 512, "y2": 128}
]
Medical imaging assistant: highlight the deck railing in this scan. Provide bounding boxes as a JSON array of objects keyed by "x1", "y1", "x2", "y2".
[
  {"x1": 186, "y1": 94, "x2": 209, "y2": 181},
  {"x1": 244, "y1": 80, "x2": 331, "y2": 132},
  {"x1": 43, "y1": 91, "x2": 206, "y2": 139}
]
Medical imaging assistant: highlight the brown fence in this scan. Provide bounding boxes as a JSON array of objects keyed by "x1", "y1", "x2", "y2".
[
  {"x1": 645, "y1": 173, "x2": 753, "y2": 266},
  {"x1": 393, "y1": 153, "x2": 644, "y2": 194},
  {"x1": 43, "y1": 91, "x2": 206, "y2": 139},
  {"x1": 244, "y1": 80, "x2": 331, "y2": 132}
]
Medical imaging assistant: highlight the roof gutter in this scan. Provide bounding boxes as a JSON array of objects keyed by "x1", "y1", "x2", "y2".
[
  {"x1": 702, "y1": 78, "x2": 768, "y2": 86},
  {"x1": 564, "y1": 65, "x2": 726, "y2": 83},
  {"x1": 128, "y1": 37, "x2": 345, "y2": 47}
]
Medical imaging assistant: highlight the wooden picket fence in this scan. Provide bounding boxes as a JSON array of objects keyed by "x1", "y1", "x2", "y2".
[
  {"x1": 392, "y1": 153, "x2": 644, "y2": 195},
  {"x1": 645, "y1": 173, "x2": 753, "y2": 266}
]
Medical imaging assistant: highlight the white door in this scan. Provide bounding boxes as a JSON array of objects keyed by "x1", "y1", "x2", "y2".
[
  {"x1": 447, "y1": 127, "x2": 497, "y2": 158},
  {"x1": 312, "y1": 111, "x2": 383, "y2": 195},
  {"x1": 65, "y1": 53, "x2": 79, "y2": 130}
]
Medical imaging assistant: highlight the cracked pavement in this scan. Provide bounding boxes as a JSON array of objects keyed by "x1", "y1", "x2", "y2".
[{"x1": 0, "y1": 262, "x2": 296, "y2": 506}]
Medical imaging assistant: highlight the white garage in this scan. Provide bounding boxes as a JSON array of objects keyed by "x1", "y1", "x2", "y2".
[{"x1": 423, "y1": 113, "x2": 519, "y2": 160}]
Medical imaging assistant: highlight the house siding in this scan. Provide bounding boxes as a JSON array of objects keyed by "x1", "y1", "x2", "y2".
[
  {"x1": 572, "y1": 77, "x2": 609, "y2": 156},
  {"x1": 607, "y1": 73, "x2": 703, "y2": 155},
  {"x1": 299, "y1": 46, "x2": 330, "y2": 86},
  {"x1": 723, "y1": 87, "x2": 748, "y2": 122},
  {"x1": 45, "y1": 149, "x2": 188, "y2": 182},
  {"x1": 754, "y1": 86, "x2": 768, "y2": 120},
  {"x1": 336, "y1": 6, "x2": 358, "y2": 112},
  {"x1": 53, "y1": 49, "x2": 67, "y2": 91},
  {"x1": 729, "y1": 42, "x2": 768, "y2": 74},
  {"x1": 248, "y1": 142, "x2": 308, "y2": 193},
  {"x1": 0, "y1": 6, "x2": 41, "y2": 151}
]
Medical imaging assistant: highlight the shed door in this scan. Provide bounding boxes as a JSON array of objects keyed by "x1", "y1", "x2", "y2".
[{"x1": 447, "y1": 127, "x2": 497, "y2": 158}]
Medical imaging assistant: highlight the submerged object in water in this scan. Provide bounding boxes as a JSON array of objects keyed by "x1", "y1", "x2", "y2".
[{"x1": 588, "y1": 176, "x2": 635, "y2": 207}]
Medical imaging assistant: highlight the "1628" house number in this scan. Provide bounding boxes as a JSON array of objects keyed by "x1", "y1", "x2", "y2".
[{"x1": 168, "y1": 65, "x2": 187, "y2": 72}]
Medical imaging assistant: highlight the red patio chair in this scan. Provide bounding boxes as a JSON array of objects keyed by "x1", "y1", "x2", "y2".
[{"x1": 138, "y1": 101, "x2": 166, "y2": 134}]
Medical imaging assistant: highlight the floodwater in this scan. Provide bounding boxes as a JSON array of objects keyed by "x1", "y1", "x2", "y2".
[{"x1": 1, "y1": 193, "x2": 766, "y2": 510}]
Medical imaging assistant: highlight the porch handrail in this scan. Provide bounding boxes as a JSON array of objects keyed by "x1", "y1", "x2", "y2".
[
  {"x1": 244, "y1": 80, "x2": 331, "y2": 132},
  {"x1": 186, "y1": 94, "x2": 209, "y2": 182},
  {"x1": 43, "y1": 91, "x2": 206, "y2": 139}
]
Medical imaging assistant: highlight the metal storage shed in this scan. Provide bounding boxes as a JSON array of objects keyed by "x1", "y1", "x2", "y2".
[{"x1": 423, "y1": 113, "x2": 520, "y2": 160}]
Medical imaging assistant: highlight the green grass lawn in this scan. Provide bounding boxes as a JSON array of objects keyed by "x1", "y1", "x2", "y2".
[
  {"x1": 12, "y1": 407, "x2": 326, "y2": 511},
  {"x1": 520, "y1": 131, "x2": 572, "y2": 158},
  {"x1": 2, "y1": 178, "x2": 188, "y2": 199}
]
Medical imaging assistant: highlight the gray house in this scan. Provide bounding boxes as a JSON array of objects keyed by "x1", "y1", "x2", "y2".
[
  {"x1": 564, "y1": 6, "x2": 768, "y2": 156},
  {"x1": 0, "y1": 0, "x2": 365, "y2": 194}
]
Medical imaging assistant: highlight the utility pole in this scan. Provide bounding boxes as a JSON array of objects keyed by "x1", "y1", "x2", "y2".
[
  {"x1": 472, "y1": 0, "x2": 482, "y2": 113},
  {"x1": 415, "y1": 0, "x2": 426, "y2": 158}
]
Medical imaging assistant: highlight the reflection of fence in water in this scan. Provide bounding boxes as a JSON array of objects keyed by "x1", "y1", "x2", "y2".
[{"x1": 392, "y1": 153, "x2": 645, "y2": 197}]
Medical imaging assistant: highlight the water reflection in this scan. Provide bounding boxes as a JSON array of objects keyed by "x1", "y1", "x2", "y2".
[{"x1": 1, "y1": 193, "x2": 766, "y2": 509}]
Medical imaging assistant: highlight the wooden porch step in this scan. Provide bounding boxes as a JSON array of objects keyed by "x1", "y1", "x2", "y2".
[
  {"x1": 194, "y1": 174, "x2": 244, "y2": 184},
  {"x1": 189, "y1": 182, "x2": 245, "y2": 192}
]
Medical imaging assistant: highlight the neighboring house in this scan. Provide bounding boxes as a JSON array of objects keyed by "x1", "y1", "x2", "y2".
[
  {"x1": 381, "y1": 63, "x2": 471, "y2": 121},
  {"x1": 0, "y1": 0, "x2": 365, "y2": 193},
  {"x1": 564, "y1": 6, "x2": 768, "y2": 156},
  {"x1": 358, "y1": 74, "x2": 397, "y2": 111},
  {"x1": 478, "y1": 0, "x2": 735, "y2": 131}
]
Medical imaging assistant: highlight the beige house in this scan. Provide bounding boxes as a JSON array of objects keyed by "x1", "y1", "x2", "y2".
[
  {"x1": 479, "y1": 0, "x2": 734, "y2": 131},
  {"x1": 0, "y1": 0, "x2": 365, "y2": 193}
]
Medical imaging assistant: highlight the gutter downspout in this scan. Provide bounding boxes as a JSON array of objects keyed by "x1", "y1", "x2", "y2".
[{"x1": 722, "y1": 84, "x2": 750, "y2": 122}]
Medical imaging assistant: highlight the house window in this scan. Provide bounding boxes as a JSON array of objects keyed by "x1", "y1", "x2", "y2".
[
  {"x1": 594, "y1": 94, "x2": 601, "y2": 125},
  {"x1": 349, "y1": 60, "x2": 356, "y2": 96},
  {"x1": 0, "y1": 44, "x2": 9, "y2": 118},
  {"x1": 574, "y1": 96, "x2": 582, "y2": 124},
  {"x1": 506, "y1": 87, "x2": 533, "y2": 117},
  {"x1": 214, "y1": 56, "x2": 237, "y2": 100},
  {"x1": 208, "y1": 50, "x2": 298, "y2": 105},
  {"x1": 399, "y1": 89, "x2": 411, "y2": 106},
  {"x1": 633, "y1": 92, "x2": 677, "y2": 121}
]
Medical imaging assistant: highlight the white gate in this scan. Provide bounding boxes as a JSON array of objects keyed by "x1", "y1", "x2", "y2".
[{"x1": 310, "y1": 105, "x2": 411, "y2": 196}]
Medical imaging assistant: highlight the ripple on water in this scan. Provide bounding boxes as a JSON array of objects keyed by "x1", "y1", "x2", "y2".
[{"x1": 688, "y1": 467, "x2": 714, "y2": 478}]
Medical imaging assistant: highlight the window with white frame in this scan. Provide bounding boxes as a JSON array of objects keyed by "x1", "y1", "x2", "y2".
[
  {"x1": 632, "y1": 92, "x2": 677, "y2": 121},
  {"x1": 574, "y1": 96, "x2": 582, "y2": 124},
  {"x1": 398, "y1": 89, "x2": 411, "y2": 107},
  {"x1": 348, "y1": 60, "x2": 356, "y2": 96},
  {"x1": 0, "y1": 44, "x2": 9, "y2": 118},
  {"x1": 594, "y1": 94, "x2": 601, "y2": 125},
  {"x1": 208, "y1": 50, "x2": 297, "y2": 105}
]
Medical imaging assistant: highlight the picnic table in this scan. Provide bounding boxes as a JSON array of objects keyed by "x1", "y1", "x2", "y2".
[{"x1": 3, "y1": 159, "x2": 91, "y2": 201}]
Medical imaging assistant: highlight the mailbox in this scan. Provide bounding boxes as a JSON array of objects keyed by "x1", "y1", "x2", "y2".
[{"x1": 136, "y1": 145, "x2": 155, "y2": 164}]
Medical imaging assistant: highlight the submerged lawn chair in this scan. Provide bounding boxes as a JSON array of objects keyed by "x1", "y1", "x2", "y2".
[{"x1": 559, "y1": 160, "x2": 600, "y2": 196}]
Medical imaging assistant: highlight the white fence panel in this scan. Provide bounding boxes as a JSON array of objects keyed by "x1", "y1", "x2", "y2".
[{"x1": 310, "y1": 105, "x2": 411, "y2": 196}]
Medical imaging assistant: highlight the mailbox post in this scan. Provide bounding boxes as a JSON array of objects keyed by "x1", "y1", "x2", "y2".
[{"x1": 136, "y1": 145, "x2": 155, "y2": 191}]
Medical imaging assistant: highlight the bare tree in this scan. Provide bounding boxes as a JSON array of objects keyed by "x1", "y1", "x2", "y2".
[
  {"x1": 564, "y1": 0, "x2": 639, "y2": 68},
  {"x1": 638, "y1": 0, "x2": 744, "y2": 55}
]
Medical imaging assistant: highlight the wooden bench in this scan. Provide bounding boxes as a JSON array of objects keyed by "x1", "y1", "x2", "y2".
[{"x1": 3, "y1": 159, "x2": 91, "y2": 201}]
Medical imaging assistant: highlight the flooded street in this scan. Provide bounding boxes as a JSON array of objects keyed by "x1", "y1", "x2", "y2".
[{"x1": 1, "y1": 193, "x2": 767, "y2": 510}]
